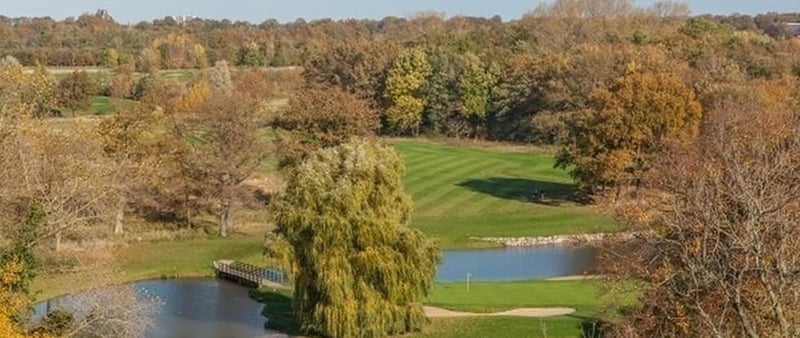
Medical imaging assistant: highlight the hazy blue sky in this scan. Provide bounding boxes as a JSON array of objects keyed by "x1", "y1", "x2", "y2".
[{"x1": 0, "y1": 1, "x2": 797, "y2": 23}]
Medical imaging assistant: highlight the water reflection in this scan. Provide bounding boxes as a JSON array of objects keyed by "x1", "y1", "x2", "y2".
[
  {"x1": 437, "y1": 246, "x2": 596, "y2": 282},
  {"x1": 36, "y1": 279, "x2": 286, "y2": 338}
]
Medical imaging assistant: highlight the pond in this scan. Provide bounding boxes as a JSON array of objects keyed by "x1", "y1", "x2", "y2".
[
  {"x1": 34, "y1": 245, "x2": 596, "y2": 337},
  {"x1": 437, "y1": 245, "x2": 597, "y2": 282},
  {"x1": 35, "y1": 279, "x2": 286, "y2": 338}
]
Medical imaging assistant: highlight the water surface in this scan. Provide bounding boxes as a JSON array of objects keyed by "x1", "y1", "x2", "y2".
[
  {"x1": 33, "y1": 246, "x2": 596, "y2": 337},
  {"x1": 437, "y1": 245, "x2": 596, "y2": 282},
  {"x1": 36, "y1": 279, "x2": 285, "y2": 338}
]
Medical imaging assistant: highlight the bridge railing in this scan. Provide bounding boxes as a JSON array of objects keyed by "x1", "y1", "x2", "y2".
[{"x1": 214, "y1": 260, "x2": 287, "y2": 286}]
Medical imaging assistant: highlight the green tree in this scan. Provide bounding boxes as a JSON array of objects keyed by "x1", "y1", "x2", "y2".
[
  {"x1": 455, "y1": 52, "x2": 497, "y2": 137},
  {"x1": 0, "y1": 201, "x2": 45, "y2": 325},
  {"x1": 457, "y1": 52, "x2": 495, "y2": 119},
  {"x1": 268, "y1": 139, "x2": 441, "y2": 338},
  {"x1": 238, "y1": 42, "x2": 266, "y2": 67},
  {"x1": 102, "y1": 48, "x2": 119, "y2": 68},
  {"x1": 57, "y1": 71, "x2": 93, "y2": 117},
  {"x1": 190, "y1": 44, "x2": 208, "y2": 69},
  {"x1": 557, "y1": 68, "x2": 702, "y2": 194},
  {"x1": 421, "y1": 46, "x2": 457, "y2": 135},
  {"x1": 384, "y1": 47, "x2": 432, "y2": 135}
]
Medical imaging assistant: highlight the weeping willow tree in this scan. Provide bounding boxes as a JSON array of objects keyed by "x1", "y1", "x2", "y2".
[{"x1": 267, "y1": 138, "x2": 440, "y2": 338}]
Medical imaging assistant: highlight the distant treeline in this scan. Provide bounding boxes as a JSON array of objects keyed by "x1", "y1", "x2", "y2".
[{"x1": 0, "y1": 8, "x2": 798, "y2": 68}]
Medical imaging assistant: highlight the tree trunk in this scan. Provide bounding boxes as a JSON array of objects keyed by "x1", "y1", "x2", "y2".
[
  {"x1": 114, "y1": 196, "x2": 126, "y2": 235},
  {"x1": 220, "y1": 200, "x2": 231, "y2": 237}
]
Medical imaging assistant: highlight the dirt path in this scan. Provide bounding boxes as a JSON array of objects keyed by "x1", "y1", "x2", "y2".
[{"x1": 423, "y1": 306, "x2": 575, "y2": 318}]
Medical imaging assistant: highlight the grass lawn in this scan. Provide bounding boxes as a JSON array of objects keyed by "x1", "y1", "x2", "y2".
[
  {"x1": 417, "y1": 316, "x2": 596, "y2": 338},
  {"x1": 426, "y1": 280, "x2": 615, "y2": 313},
  {"x1": 59, "y1": 95, "x2": 136, "y2": 117},
  {"x1": 30, "y1": 138, "x2": 626, "y2": 337},
  {"x1": 254, "y1": 279, "x2": 633, "y2": 338},
  {"x1": 86, "y1": 95, "x2": 135, "y2": 115},
  {"x1": 394, "y1": 139, "x2": 616, "y2": 248},
  {"x1": 32, "y1": 234, "x2": 267, "y2": 301}
]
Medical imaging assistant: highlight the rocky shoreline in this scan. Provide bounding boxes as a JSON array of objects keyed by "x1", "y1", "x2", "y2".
[{"x1": 473, "y1": 232, "x2": 640, "y2": 247}]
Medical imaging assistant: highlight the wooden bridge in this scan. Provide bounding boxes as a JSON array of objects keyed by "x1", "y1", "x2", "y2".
[{"x1": 213, "y1": 260, "x2": 287, "y2": 288}]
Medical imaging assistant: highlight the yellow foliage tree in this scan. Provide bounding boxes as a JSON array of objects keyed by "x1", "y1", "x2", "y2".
[
  {"x1": 383, "y1": 47, "x2": 431, "y2": 135},
  {"x1": 0, "y1": 258, "x2": 49, "y2": 338}
]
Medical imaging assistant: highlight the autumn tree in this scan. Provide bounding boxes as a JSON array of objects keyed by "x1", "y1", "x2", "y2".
[
  {"x1": 98, "y1": 105, "x2": 171, "y2": 235},
  {"x1": 0, "y1": 61, "x2": 57, "y2": 120},
  {"x1": 0, "y1": 201, "x2": 45, "y2": 326},
  {"x1": 170, "y1": 89, "x2": 266, "y2": 236},
  {"x1": 302, "y1": 39, "x2": 399, "y2": 104},
  {"x1": 267, "y1": 139, "x2": 440, "y2": 338},
  {"x1": 151, "y1": 33, "x2": 196, "y2": 69},
  {"x1": 57, "y1": 71, "x2": 94, "y2": 117},
  {"x1": 529, "y1": 0, "x2": 637, "y2": 18},
  {"x1": 605, "y1": 106, "x2": 800, "y2": 337},
  {"x1": 274, "y1": 87, "x2": 380, "y2": 167},
  {"x1": 384, "y1": 47, "x2": 432, "y2": 135},
  {"x1": 648, "y1": 1, "x2": 691, "y2": 17},
  {"x1": 557, "y1": 67, "x2": 702, "y2": 194},
  {"x1": 0, "y1": 251, "x2": 43, "y2": 337},
  {"x1": 190, "y1": 44, "x2": 209, "y2": 69},
  {"x1": 209, "y1": 60, "x2": 233, "y2": 94},
  {"x1": 0, "y1": 122, "x2": 116, "y2": 251},
  {"x1": 108, "y1": 64, "x2": 135, "y2": 99},
  {"x1": 136, "y1": 47, "x2": 161, "y2": 73},
  {"x1": 233, "y1": 68, "x2": 276, "y2": 101}
]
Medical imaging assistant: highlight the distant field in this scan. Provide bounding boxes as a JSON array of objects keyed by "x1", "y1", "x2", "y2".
[{"x1": 394, "y1": 139, "x2": 616, "y2": 248}]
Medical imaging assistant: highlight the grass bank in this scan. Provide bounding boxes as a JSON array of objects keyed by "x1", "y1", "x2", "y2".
[
  {"x1": 394, "y1": 139, "x2": 616, "y2": 248},
  {"x1": 32, "y1": 234, "x2": 266, "y2": 301}
]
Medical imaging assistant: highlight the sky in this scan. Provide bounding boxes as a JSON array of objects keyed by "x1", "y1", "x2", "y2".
[{"x1": 0, "y1": 0, "x2": 797, "y2": 24}]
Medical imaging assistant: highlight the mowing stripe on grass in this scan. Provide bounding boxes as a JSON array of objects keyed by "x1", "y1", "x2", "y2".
[
  {"x1": 403, "y1": 156, "x2": 480, "y2": 192},
  {"x1": 403, "y1": 158, "x2": 457, "y2": 179},
  {"x1": 402, "y1": 153, "x2": 443, "y2": 169},
  {"x1": 432, "y1": 184, "x2": 513, "y2": 216},
  {"x1": 410, "y1": 162, "x2": 501, "y2": 212},
  {"x1": 393, "y1": 139, "x2": 616, "y2": 247}
]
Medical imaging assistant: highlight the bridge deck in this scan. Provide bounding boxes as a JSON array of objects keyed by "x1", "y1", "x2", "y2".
[{"x1": 213, "y1": 260, "x2": 287, "y2": 288}]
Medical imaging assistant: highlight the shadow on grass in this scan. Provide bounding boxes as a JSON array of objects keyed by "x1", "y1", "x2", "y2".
[
  {"x1": 249, "y1": 288, "x2": 303, "y2": 336},
  {"x1": 568, "y1": 315, "x2": 611, "y2": 338},
  {"x1": 457, "y1": 177, "x2": 586, "y2": 206}
]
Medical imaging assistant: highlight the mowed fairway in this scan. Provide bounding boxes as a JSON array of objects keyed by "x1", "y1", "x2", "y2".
[{"x1": 394, "y1": 139, "x2": 615, "y2": 248}]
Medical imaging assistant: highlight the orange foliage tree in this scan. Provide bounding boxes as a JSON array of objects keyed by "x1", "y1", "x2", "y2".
[{"x1": 558, "y1": 66, "x2": 702, "y2": 194}]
